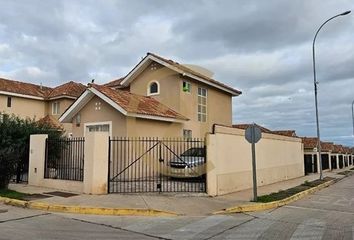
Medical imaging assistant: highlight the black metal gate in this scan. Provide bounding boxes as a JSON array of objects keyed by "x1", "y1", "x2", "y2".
[
  {"x1": 45, "y1": 138, "x2": 85, "y2": 181},
  {"x1": 108, "y1": 137, "x2": 206, "y2": 193},
  {"x1": 13, "y1": 140, "x2": 30, "y2": 183}
]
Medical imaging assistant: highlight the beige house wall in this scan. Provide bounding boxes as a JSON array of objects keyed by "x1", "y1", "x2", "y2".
[
  {"x1": 71, "y1": 96, "x2": 127, "y2": 137},
  {"x1": 0, "y1": 94, "x2": 46, "y2": 120},
  {"x1": 207, "y1": 125, "x2": 304, "y2": 196},
  {"x1": 129, "y1": 63, "x2": 233, "y2": 138},
  {"x1": 126, "y1": 117, "x2": 183, "y2": 138},
  {"x1": 48, "y1": 98, "x2": 74, "y2": 119}
]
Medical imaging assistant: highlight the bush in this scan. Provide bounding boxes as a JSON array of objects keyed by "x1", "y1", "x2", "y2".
[{"x1": 0, "y1": 113, "x2": 62, "y2": 189}]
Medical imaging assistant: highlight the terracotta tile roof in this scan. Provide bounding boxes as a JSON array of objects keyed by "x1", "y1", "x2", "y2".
[
  {"x1": 321, "y1": 142, "x2": 334, "y2": 152},
  {"x1": 46, "y1": 81, "x2": 86, "y2": 99},
  {"x1": 90, "y1": 84, "x2": 188, "y2": 121},
  {"x1": 0, "y1": 77, "x2": 51, "y2": 98},
  {"x1": 333, "y1": 144, "x2": 344, "y2": 153},
  {"x1": 0, "y1": 77, "x2": 85, "y2": 100},
  {"x1": 104, "y1": 78, "x2": 124, "y2": 88},
  {"x1": 146, "y1": 53, "x2": 242, "y2": 95},
  {"x1": 271, "y1": 130, "x2": 297, "y2": 137},
  {"x1": 302, "y1": 137, "x2": 318, "y2": 149},
  {"x1": 37, "y1": 115, "x2": 63, "y2": 129},
  {"x1": 302, "y1": 137, "x2": 334, "y2": 152},
  {"x1": 232, "y1": 124, "x2": 272, "y2": 133}
]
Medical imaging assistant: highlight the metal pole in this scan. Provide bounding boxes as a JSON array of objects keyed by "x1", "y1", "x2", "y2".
[
  {"x1": 312, "y1": 10, "x2": 351, "y2": 180},
  {"x1": 251, "y1": 124, "x2": 257, "y2": 201}
]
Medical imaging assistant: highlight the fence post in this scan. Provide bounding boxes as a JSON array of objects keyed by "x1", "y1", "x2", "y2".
[
  {"x1": 84, "y1": 132, "x2": 109, "y2": 194},
  {"x1": 28, "y1": 134, "x2": 48, "y2": 186}
]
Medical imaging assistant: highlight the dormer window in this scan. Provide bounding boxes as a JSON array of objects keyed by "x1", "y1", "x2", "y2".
[{"x1": 147, "y1": 81, "x2": 160, "y2": 96}]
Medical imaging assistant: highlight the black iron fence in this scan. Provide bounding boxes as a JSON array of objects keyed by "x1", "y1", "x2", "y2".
[
  {"x1": 45, "y1": 137, "x2": 84, "y2": 181},
  {"x1": 108, "y1": 137, "x2": 206, "y2": 193}
]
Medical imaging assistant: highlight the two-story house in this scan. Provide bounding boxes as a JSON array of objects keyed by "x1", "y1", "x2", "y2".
[
  {"x1": 59, "y1": 53, "x2": 242, "y2": 138},
  {"x1": 0, "y1": 78, "x2": 86, "y2": 133}
]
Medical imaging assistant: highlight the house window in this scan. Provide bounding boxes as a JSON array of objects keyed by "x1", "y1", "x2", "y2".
[
  {"x1": 182, "y1": 81, "x2": 191, "y2": 93},
  {"x1": 148, "y1": 81, "x2": 159, "y2": 95},
  {"x1": 7, "y1": 97, "x2": 11, "y2": 108},
  {"x1": 87, "y1": 124, "x2": 109, "y2": 132},
  {"x1": 197, "y1": 87, "x2": 207, "y2": 122},
  {"x1": 183, "y1": 129, "x2": 192, "y2": 139},
  {"x1": 52, "y1": 101, "x2": 60, "y2": 115}
]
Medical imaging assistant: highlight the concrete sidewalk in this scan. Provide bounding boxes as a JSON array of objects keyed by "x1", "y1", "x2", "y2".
[{"x1": 8, "y1": 169, "x2": 348, "y2": 216}]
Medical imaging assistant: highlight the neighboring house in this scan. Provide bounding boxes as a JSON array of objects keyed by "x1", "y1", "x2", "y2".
[
  {"x1": 302, "y1": 137, "x2": 354, "y2": 175},
  {"x1": 0, "y1": 78, "x2": 85, "y2": 134},
  {"x1": 60, "y1": 53, "x2": 242, "y2": 138}
]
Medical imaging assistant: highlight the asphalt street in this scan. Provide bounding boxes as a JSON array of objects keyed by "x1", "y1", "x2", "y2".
[{"x1": 1, "y1": 174, "x2": 354, "y2": 240}]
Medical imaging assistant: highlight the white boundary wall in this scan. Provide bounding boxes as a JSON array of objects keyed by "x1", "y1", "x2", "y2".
[
  {"x1": 28, "y1": 132, "x2": 109, "y2": 194},
  {"x1": 207, "y1": 125, "x2": 304, "y2": 196}
]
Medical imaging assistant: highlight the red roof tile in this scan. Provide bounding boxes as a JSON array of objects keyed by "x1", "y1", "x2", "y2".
[
  {"x1": 37, "y1": 115, "x2": 63, "y2": 129},
  {"x1": 46, "y1": 81, "x2": 86, "y2": 99},
  {"x1": 271, "y1": 130, "x2": 297, "y2": 137},
  {"x1": 0, "y1": 77, "x2": 51, "y2": 98},
  {"x1": 104, "y1": 78, "x2": 124, "y2": 88},
  {"x1": 232, "y1": 124, "x2": 272, "y2": 133},
  {"x1": 90, "y1": 84, "x2": 188, "y2": 121}
]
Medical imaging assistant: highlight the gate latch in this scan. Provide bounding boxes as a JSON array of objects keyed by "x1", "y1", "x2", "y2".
[{"x1": 159, "y1": 158, "x2": 164, "y2": 163}]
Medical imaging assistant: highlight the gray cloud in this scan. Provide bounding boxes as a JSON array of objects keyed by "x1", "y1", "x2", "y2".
[{"x1": 0, "y1": 0, "x2": 353, "y2": 146}]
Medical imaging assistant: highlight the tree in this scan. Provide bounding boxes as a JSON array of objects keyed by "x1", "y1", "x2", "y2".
[{"x1": 0, "y1": 113, "x2": 63, "y2": 188}]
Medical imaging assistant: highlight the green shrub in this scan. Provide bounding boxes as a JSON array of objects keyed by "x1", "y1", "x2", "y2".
[{"x1": 0, "y1": 113, "x2": 62, "y2": 188}]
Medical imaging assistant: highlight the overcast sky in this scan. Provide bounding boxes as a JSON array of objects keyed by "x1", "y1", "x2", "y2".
[{"x1": 1, "y1": 0, "x2": 354, "y2": 146}]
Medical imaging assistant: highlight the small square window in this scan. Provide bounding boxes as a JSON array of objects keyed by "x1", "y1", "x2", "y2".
[
  {"x1": 7, "y1": 97, "x2": 11, "y2": 108},
  {"x1": 182, "y1": 81, "x2": 191, "y2": 93},
  {"x1": 183, "y1": 129, "x2": 192, "y2": 139}
]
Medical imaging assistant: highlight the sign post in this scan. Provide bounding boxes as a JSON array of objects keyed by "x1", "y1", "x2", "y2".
[{"x1": 245, "y1": 123, "x2": 262, "y2": 202}]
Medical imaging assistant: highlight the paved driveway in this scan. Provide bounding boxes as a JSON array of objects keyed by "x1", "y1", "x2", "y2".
[{"x1": 1, "y1": 174, "x2": 354, "y2": 239}]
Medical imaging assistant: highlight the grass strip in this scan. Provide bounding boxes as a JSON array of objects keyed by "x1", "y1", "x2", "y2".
[
  {"x1": 255, "y1": 177, "x2": 333, "y2": 203},
  {"x1": 0, "y1": 188, "x2": 28, "y2": 200}
]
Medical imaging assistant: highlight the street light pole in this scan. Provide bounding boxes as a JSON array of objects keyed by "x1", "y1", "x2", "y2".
[{"x1": 312, "y1": 10, "x2": 351, "y2": 180}]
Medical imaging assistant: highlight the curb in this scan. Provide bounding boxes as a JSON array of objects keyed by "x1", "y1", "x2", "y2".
[
  {"x1": 0, "y1": 197, "x2": 177, "y2": 217},
  {"x1": 215, "y1": 179, "x2": 337, "y2": 214}
]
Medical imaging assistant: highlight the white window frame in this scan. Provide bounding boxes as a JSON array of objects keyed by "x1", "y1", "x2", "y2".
[
  {"x1": 197, "y1": 87, "x2": 207, "y2": 122},
  {"x1": 147, "y1": 80, "x2": 160, "y2": 96},
  {"x1": 52, "y1": 101, "x2": 60, "y2": 115},
  {"x1": 84, "y1": 121, "x2": 112, "y2": 137}
]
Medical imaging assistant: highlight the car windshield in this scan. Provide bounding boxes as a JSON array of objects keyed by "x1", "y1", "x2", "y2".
[{"x1": 181, "y1": 148, "x2": 205, "y2": 157}]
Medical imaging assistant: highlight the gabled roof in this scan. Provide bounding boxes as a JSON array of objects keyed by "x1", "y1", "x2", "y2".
[
  {"x1": 0, "y1": 77, "x2": 51, "y2": 99},
  {"x1": 120, "y1": 53, "x2": 242, "y2": 96},
  {"x1": 60, "y1": 84, "x2": 188, "y2": 123},
  {"x1": 46, "y1": 81, "x2": 86, "y2": 99}
]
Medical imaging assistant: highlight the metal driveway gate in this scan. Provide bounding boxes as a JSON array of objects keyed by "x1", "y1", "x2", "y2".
[{"x1": 108, "y1": 137, "x2": 206, "y2": 193}]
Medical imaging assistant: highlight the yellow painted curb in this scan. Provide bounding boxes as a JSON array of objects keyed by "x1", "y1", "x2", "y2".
[
  {"x1": 27, "y1": 202, "x2": 178, "y2": 216},
  {"x1": 215, "y1": 179, "x2": 336, "y2": 214},
  {"x1": 0, "y1": 196, "x2": 28, "y2": 208},
  {"x1": 0, "y1": 197, "x2": 177, "y2": 216}
]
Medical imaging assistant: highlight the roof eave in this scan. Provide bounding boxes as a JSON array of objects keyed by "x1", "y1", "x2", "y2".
[{"x1": 120, "y1": 54, "x2": 242, "y2": 96}]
